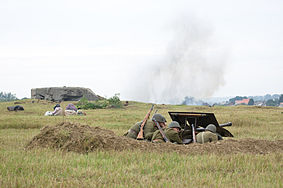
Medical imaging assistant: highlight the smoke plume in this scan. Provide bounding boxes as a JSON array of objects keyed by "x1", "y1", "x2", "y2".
[{"x1": 128, "y1": 17, "x2": 227, "y2": 104}]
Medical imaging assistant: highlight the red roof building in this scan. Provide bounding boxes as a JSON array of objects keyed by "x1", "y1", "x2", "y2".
[{"x1": 235, "y1": 99, "x2": 250, "y2": 105}]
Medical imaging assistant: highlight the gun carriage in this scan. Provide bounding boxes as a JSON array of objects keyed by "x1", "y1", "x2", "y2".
[{"x1": 168, "y1": 112, "x2": 233, "y2": 144}]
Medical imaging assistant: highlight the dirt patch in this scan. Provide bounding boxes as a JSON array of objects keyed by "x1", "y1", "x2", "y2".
[{"x1": 26, "y1": 122, "x2": 283, "y2": 155}]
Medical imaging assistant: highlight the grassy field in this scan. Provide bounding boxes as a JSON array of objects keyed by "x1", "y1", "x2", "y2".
[{"x1": 0, "y1": 99, "x2": 282, "y2": 187}]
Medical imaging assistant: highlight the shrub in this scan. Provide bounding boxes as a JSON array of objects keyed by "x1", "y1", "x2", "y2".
[
  {"x1": 77, "y1": 94, "x2": 122, "y2": 109},
  {"x1": 77, "y1": 96, "x2": 88, "y2": 106},
  {"x1": 107, "y1": 93, "x2": 122, "y2": 108}
]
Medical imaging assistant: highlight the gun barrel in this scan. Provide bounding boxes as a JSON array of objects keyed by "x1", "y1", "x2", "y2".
[
  {"x1": 196, "y1": 127, "x2": 205, "y2": 132},
  {"x1": 219, "y1": 122, "x2": 232, "y2": 127}
]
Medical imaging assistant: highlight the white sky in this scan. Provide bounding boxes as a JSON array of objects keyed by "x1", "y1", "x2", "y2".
[{"x1": 0, "y1": 0, "x2": 282, "y2": 102}]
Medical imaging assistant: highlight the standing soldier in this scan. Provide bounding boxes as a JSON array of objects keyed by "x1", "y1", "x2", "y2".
[
  {"x1": 196, "y1": 124, "x2": 222, "y2": 144},
  {"x1": 125, "y1": 113, "x2": 167, "y2": 141},
  {"x1": 152, "y1": 121, "x2": 183, "y2": 144}
]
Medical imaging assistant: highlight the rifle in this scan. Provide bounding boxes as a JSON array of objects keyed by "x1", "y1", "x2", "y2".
[
  {"x1": 137, "y1": 104, "x2": 154, "y2": 140},
  {"x1": 196, "y1": 122, "x2": 233, "y2": 132},
  {"x1": 152, "y1": 118, "x2": 169, "y2": 143}
]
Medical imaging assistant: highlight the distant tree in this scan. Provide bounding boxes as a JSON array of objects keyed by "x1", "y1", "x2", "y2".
[
  {"x1": 182, "y1": 96, "x2": 194, "y2": 105},
  {"x1": 248, "y1": 98, "x2": 254, "y2": 105},
  {"x1": 0, "y1": 92, "x2": 18, "y2": 102},
  {"x1": 272, "y1": 94, "x2": 280, "y2": 99},
  {"x1": 264, "y1": 94, "x2": 272, "y2": 101},
  {"x1": 266, "y1": 99, "x2": 277, "y2": 106},
  {"x1": 279, "y1": 94, "x2": 283, "y2": 103}
]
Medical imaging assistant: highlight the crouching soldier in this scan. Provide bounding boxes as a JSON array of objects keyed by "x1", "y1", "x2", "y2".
[
  {"x1": 125, "y1": 113, "x2": 167, "y2": 141},
  {"x1": 196, "y1": 124, "x2": 222, "y2": 144},
  {"x1": 152, "y1": 121, "x2": 183, "y2": 144}
]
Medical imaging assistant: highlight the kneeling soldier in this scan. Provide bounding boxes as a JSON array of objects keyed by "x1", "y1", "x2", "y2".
[
  {"x1": 196, "y1": 124, "x2": 221, "y2": 144},
  {"x1": 152, "y1": 121, "x2": 183, "y2": 144}
]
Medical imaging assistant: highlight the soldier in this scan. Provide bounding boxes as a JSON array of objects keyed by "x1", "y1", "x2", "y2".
[
  {"x1": 196, "y1": 124, "x2": 221, "y2": 144},
  {"x1": 52, "y1": 104, "x2": 63, "y2": 116},
  {"x1": 125, "y1": 113, "x2": 167, "y2": 141},
  {"x1": 152, "y1": 121, "x2": 183, "y2": 144}
]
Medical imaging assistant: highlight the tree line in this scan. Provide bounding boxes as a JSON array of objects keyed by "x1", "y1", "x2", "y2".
[
  {"x1": 229, "y1": 94, "x2": 283, "y2": 106},
  {"x1": 0, "y1": 92, "x2": 18, "y2": 102}
]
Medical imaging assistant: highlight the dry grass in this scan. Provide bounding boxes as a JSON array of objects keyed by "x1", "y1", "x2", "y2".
[{"x1": 0, "y1": 100, "x2": 282, "y2": 187}]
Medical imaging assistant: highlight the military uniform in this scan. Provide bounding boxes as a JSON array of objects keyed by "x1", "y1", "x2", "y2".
[
  {"x1": 151, "y1": 129, "x2": 164, "y2": 143},
  {"x1": 165, "y1": 128, "x2": 183, "y2": 144},
  {"x1": 152, "y1": 127, "x2": 183, "y2": 144},
  {"x1": 125, "y1": 120, "x2": 158, "y2": 141},
  {"x1": 196, "y1": 131, "x2": 218, "y2": 144}
]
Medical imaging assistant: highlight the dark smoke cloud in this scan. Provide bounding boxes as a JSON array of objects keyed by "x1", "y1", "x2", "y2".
[{"x1": 127, "y1": 16, "x2": 228, "y2": 104}]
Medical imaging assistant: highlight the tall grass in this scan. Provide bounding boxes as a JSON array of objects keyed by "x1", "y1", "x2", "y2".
[{"x1": 0, "y1": 100, "x2": 282, "y2": 187}]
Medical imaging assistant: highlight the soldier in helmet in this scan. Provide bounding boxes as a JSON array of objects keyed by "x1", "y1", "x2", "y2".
[
  {"x1": 152, "y1": 121, "x2": 183, "y2": 144},
  {"x1": 196, "y1": 124, "x2": 222, "y2": 144},
  {"x1": 125, "y1": 113, "x2": 167, "y2": 141}
]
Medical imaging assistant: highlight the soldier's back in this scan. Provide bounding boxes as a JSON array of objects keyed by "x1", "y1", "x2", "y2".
[
  {"x1": 143, "y1": 120, "x2": 158, "y2": 140},
  {"x1": 196, "y1": 131, "x2": 218, "y2": 144},
  {"x1": 125, "y1": 121, "x2": 142, "y2": 139}
]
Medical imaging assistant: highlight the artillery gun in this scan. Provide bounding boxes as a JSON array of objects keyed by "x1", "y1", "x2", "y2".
[{"x1": 168, "y1": 112, "x2": 233, "y2": 144}]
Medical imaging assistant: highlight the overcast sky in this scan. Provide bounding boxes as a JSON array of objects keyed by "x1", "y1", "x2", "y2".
[{"x1": 0, "y1": 0, "x2": 282, "y2": 103}]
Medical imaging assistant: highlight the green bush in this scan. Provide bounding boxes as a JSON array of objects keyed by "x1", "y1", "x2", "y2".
[
  {"x1": 77, "y1": 96, "x2": 88, "y2": 106},
  {"x1": 107, "y1": 93, "x2": 122, "y2": 108},
  {"x1": 77, "y1": 94, "x2": 121, "y2": 109}
]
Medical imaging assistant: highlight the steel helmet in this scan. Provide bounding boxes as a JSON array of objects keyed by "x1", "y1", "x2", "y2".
[
  {"x1": 152, "y1": 113, "x2": 166, "y2": 123},
  {"x1": 205, "y1": 124, "x2": 217, "y2": 133},
  {"x1": 168, "y1": 121, "x2": 181, "y2": 129}
]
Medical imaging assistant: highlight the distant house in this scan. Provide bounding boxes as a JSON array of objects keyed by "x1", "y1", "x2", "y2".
[
  {"x1": 235, "y1": 99, "x2": 250, "y2": 105},
  {"x1": 279, "y1": 102, "x2": 283, "y2": 108}
]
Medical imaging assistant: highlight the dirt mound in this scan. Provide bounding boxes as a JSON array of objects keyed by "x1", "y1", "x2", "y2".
[
  {"x1": 26, "y1": 122, "x2": 283, "y2": 155},
  {"x1": 26, "y1": 122, "x2": 129, "y2": 153}
]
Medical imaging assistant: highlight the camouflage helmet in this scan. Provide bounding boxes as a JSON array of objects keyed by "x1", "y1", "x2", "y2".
[
  {"x1": 206, "y1": 124, "x2": 217, "y2": 133},
  {"x1": 168, "y1": 121, "x2": 181, "y2": 129},
  {"x1": 152, "y1": 113, "x2": 166, "y2": 123}
]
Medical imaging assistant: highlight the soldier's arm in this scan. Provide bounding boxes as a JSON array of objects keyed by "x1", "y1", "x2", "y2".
[
  {"x1": 151, "y1": 130, "x2": 160, "y2": 142},
  {"x1": 167, "y1": 130, "x2": 183, "y2": 144},
  {"x1": 145, "y1": 132, "x2": 154, "y2": 140},
  {"x1": 172, "y1": 132, "x2": 183, "y2": 144}
]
